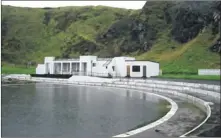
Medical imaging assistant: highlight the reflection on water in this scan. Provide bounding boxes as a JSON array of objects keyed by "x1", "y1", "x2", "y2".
[
  {"x1": 126, "y1": 90, "x2": 131, "y2": 98},
  {"x1": 2, "y1": 83, "x2": 166, "y2": 138},
  {"x1": 142, "y1": 93, "x2": 146, "y2": 100}
]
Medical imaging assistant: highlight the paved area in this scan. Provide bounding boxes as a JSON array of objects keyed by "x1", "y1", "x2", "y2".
[
  {"x1": 119, "y1": 94, "x2": 205, "y2": 138},
  {"x1": 184, "y1": 92, "x2": 221, "y2": 137},
  {"x1": 128, "y1": 89, "x2": 220, "y2": 138}
]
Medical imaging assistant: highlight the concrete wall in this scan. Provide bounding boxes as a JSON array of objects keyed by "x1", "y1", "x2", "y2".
[
  {"x1": 92, "y1": 60, "x2": 108, "y2": 76},
  {"x1": 112, "y1": 57, "x2": 127, "y2": 77},
  {"x1": 118, "y1": 79, "x2": 220, "y2": 92},
  {"x1": 125, "y1": 61, "x2": 160, "y2": 77},
  {"x1": 198, "y1": 69, "x2": 220, "y2": 75},
  {"x1": 107, "y1": 59, "x2": 116, "y2": 76},
  {"x1": 45, "y1": 62, "x2": 54, "y2": 74},
  {"x1": 37, "y1": 56, "x2": 159, "y2": 77},
  {"x1": 146, "y1": 62, "x2": 160, "y2": 77},
  {"x1": 79, "y1": 56, "x2": 97, "y2": 74},
  {"x1": 123, "y1": 57, "x2": 136, "y2": 60},
  {"x1": 44, "y1": 57, "x2": 55, "y2": 63},
  {"x1": 3, "y1": 74, "x2": 31, "y2": 80},
  {"x1": 126, "y1": 61, "x2": 144, "y2": 77},
  {"x1": 36, "y1": 64, "x2": 46, "y2": 74}
]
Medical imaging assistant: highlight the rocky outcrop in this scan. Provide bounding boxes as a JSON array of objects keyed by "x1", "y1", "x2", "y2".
[{"x1": 210, "y1": 38, "x2": 221, "y2": 54}]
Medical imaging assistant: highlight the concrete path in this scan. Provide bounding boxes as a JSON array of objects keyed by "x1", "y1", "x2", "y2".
[
  {"x1": 183, "y1": 92, "x2": 221, "y2": 137},
  {"x1": 127, "y1": 94, "x2": 205, "y2": 138}
]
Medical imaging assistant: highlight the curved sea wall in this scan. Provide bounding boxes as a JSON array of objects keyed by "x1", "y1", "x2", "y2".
[
  {"x1": 29, "y1": 77, "x2": 214, "y2": 137},
  {"x1": 65, "y1": 81, "x2": 212, "y2": 137},
  {"x1": 2, "y1": 75, "x2": 219, "y2": 137}
]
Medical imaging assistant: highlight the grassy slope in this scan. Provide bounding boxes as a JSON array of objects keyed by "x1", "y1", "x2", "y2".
[
  {"x1": 137, "y1": 28, "x2": 220, "y2": 73},
  {"x1": 1, "y1": 5, "x2": 132, "y2": 63},
  {"x1": 1, "y1": 65, "x2": 35, "y2": 74},
  {"x1": 1, "y1": 4, "x2": 220, "y2": 79}
]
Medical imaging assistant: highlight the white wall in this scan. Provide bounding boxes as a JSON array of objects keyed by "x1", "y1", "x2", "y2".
[
  {"x1": 123, "y1": 57, "x2": 136, "y2": 61},
  {"x1": 107, "y1": 59, "x2": 115, "y2": 76},
  {"x1": 43, "y1": 57, "x2": 55, "y2": 74},
  {"x1": 36, "y1": 64, "x2": 46, "y2": 74},
  {"x1": 126, "y1": 61, "x2": 146, "y2": 77},
  {"x1": 38, "y1": 56, "x2": 159, "y2": 77},
  {"x1": 146, "y1": 62, "x2": 160, "y2": 77},
  {"x1": 44, "y1": 57, "x2": 55, "y2": 63},
  {"x1": 198, "y1": 69, "x2": 220, "y2": 76},
  {"x1": 125, "y1": 61, "x2": 160, "y2": 77},
  {"x1": 112, "y1": 57, "x2": 127, "y2": 77},
  {"x1": 79, "y1": 56, "x2": 97, "y2": 74},
  {"x1": 92, "y1": 60, "x2": 108, "y2": 76},
  {"x1": 45, "y1": 62, "x2": 55, "y2": 74}
]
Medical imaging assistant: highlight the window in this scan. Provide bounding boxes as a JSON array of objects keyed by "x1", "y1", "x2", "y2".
[
  {"x1": 132, "y1": 66, "x2": 140, "y2": 72},
  {"x1": 92, "y1": 63, "x2": 96, "y2": 67},
  {"x1": 112, "y1": 66, "x2": 115, "y2": 71}
]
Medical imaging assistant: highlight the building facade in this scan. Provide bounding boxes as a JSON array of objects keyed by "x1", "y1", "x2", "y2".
[{"x1": 36, "y1": 56, "x2": 160, "y2": 78}]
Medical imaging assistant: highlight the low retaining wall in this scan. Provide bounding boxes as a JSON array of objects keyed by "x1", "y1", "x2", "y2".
[
  {"x1": 118, "y1": 79, "x2": 220, "y2": 93},
  {"x1": 31, "y1": 77, "x2": 67, "y2": 83},
  {"x1": 113, "y1": 81, "x2": 220, "y2": 103},
  {"x1": 3, "y1": 74, "x2": 31, "y2": 80},
  {"x1": 198, "y1": 69, "x2": 220, "y2": 76}
]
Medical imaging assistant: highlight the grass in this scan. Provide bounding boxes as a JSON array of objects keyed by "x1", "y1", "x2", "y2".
[
  {"x1": 1, "y1": 65, "x2": 35, "y2": 74},
  {"x1": 1, "y1": 65, "x2": 219, "y2": 81},
  {"x1": 158, "y1": 74, "x2": 220, "y2": 81},
  {"x1": 2, "y1": 4, "x2": 220, "y2": 74},
  {"x1": 136, "y1": 29, "x2": 220, "y2": 73}
]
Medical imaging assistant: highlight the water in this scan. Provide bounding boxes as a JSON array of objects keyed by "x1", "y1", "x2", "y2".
[{"x1": 1, "y1": 83, "x2": 167, "y2": 138}]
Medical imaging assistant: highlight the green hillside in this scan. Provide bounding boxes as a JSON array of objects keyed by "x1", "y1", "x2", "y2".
[
  {"x1": 137, "y1": 28, "x2": 220, "y2": 73},
  {"x1": 1, "y1": 1, "x2": 220, "y2": 73},
  {"x1": 2, "y1": 5, "x2": 134, "y2": 63}
]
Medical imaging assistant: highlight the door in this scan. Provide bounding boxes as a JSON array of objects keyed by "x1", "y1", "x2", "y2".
[
  {"x1": 143, "y1": 65, "x2": 146, "y2": 78},
  {"x1": 126, "y1": 65, "x2": 130, "y2": 77},
  {"x1": 46, "y1": 63, "x2": 50, "y2": 74},
  {"x1": 83, "y1": 63, "x2": 87, "y2": 76}
]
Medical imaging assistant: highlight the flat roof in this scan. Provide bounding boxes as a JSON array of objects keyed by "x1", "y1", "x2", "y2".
[
  {"x1": 125, "y1": 60, "x2": 159, "y2": 63},
  {"x1": 55, "y1": 58, "x2": 80, "y2": 61}
]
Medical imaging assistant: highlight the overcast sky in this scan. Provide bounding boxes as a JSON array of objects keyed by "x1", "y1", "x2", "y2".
[{"x1": 2, "y1": 1, "x2": 146, "y2": 9}]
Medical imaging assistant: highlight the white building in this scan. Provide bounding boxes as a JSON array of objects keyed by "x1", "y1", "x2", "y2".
[{"x1": 36, "y1": 56, "x2": 160, "y2": 78}]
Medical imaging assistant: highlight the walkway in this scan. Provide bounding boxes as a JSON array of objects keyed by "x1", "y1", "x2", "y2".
[{"x1": 114, "y1": 93, "x2": 205, "y2": 138}]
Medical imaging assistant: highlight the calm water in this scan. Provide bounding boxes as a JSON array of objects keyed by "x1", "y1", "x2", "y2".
[{"x1": 1, "y1": 83, "x2": 166, "y2": 138}]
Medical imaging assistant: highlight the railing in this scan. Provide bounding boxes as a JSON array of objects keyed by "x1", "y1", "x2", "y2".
[
  {"x1": 70, "y1": 71, "x2": 111, "y2": 78},
  {"x1": 103, "y1": 58, "x2": 112, "y2": 67},
  {"x1": 97, "y1": 58, "x2": 112, "y2": 61}
]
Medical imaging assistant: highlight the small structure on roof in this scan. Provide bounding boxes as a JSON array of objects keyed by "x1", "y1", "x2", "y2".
[{"x1": 36, "y1": 56, "x2": 160, "y2": 78}]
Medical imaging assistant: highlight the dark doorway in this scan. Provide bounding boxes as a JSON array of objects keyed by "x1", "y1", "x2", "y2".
[
  {"x1": 126, "y1": 65, "x2": 130, "y2": 77},
  {"x1": 143, "y1": 65, "x2": 146, "y2": 78}
]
